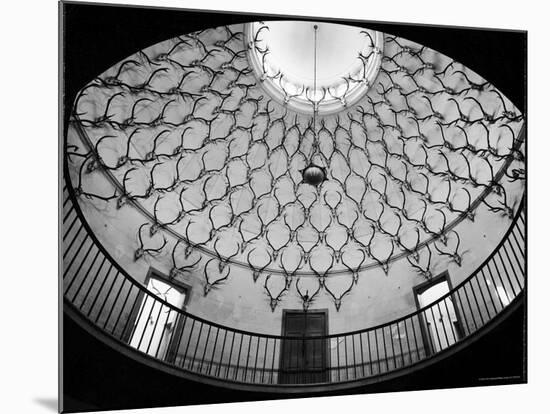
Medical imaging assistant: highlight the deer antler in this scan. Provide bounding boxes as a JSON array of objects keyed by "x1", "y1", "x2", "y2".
[
  {"x1": 264, "y1": 274, "x2": 288, "y2": 312},
  {"x1": 372, "y1": 240, "x2": 395, "y2": 275},
  {"x1": 170, "y1": 239, "x2": 201, "y2": 278},
  {"x1": 433, "y1": 230, "x2": 465, "y2": 266},
  {"x1": 203, "y1": 258, "x2": 231, "y2": 296},
  {"x1": 134, "y1": 223, "x2": 167, "y2": 261},
  {"x1": 296, "y1": 278, "x2": 322, "y2": 312},
  {"x1": 246, "y1": 248, "x2": 271, "y2": 282},
  {"x1": 406, "y1": 244, "x2": 433, "y2": 280},
  {"x1": 324, "y1": 275, "x2": 355, "y2": 311},
  {"x1": 213, "y1": 237, "x2": 239, "y2": 273},
  {"x1": 341, "y1": 249, "x2": 366, "y2": 284},
  {"x1": 310, "y1": 253, "x2": 335, "y2": 287}
]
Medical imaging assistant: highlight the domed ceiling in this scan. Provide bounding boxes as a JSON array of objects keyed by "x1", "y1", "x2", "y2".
[{"x1": 67, "y1": 21, "x2": 525, "y2": 312}]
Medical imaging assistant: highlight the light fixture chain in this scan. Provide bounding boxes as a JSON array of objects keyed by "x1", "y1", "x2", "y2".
[{"x1": 313, "y1": 24, "x2": 319, "y2": 160}]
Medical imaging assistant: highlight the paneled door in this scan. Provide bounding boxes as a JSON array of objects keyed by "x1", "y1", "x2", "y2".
[{"x1": 279, "y1": 310, "x2": 329, "y2": 384}]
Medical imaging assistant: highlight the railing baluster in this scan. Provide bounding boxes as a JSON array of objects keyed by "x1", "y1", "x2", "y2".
[
  {"x1": 409, "y1": 316, "x2": 420, "y2": 361},
  {"x1": 503, "y1": 239, "x2": 523, "y2": 290},
  {"x1": 199, "y1": 324, "x2": 212, "y2": 373},
  {"x1": 510, "y1": 227, "x2": 525, "y2": 258},
  {"x1": 382, "y1": 327, "x2": 389, "y2": 372},
  {"x1": 388, "y1": 324, "x2": 396, "y2": 370},
  {"x1": 507, "y1": 235, "x2": 525, "y2": 276},
  {"x1": 114, "y1": 284, "x2": 136, "y2": 337},
  {"x1": 95, "y1": 268, "x2": 120, "y2": 324},
  {"x1": 374, "y1": 329, "x2": 381, "y2": 374},
  {"x1": 441, "y1": 298, "x2": 457, "y2": 345},
  {"x1": 191, "y1": 321, "x2": 204, "y2": 372},
  {"x1": 79, "y1": 255, "x2": 108, "y2": 309},
  {"x1": 366, "y1": 330, "x2": 373, "y2": 376},
  {"x1": 172, "y1": 313, "x2": 188, "y2": 366},
  {"x1": 70, "y1": 248, "x2": 102, "y2": 306},
  {"x1": 235, "y1": 333, "x2": 244, "y2": 381},
  {"x1": 63, "y1": 192, "x2": 71, "y2": 208},
  {"x1": 352, "y1": 334, "x2": 357, "y2": 379},
  {"x1": 359, "y1": 332, "x2": 366, "y2": 377},
  {"x1": 137, "y1": 296, "x2": 156, "y2": 350},
  {"x1": 84, "y1": 262, "x2": 113, "y2": 319},
  {"x1": 336, "y1": 335, "x2": 341, "y2": 381},
  {"x1": 182, "y1": 319, "x2": 196, "y2": 370},
  {"x1": 63, "y1": 205, "x2": 75, "y2": 224},
  {"x1": 468, "y1": 281, "x2": 485, "y2": 326},
  {"x1": 474, "y1": 272, "x2": 492, "y2": 320},
  {"x1": 496, "y1": 250, "x2": 517, "y2": 298},
  {"x1": 64, "y1": 237, "x2": 93, "y2": 291},
  {"x1": 261, "y1": 336, "x2": 268, "y2": 383},
  {"x1": 121, "y1": 287, "x2": 143, "y2": 341},
  {"x1": 421, "y1": 309, "x2": 434, "y2": 355},
  {"x1": 271, "y1": 338, "x2": 277, "y2": 384},
  {"x1": 217, "y1": 329, "x2": 228, "y2": 378},
  {"x1": 208, "y1": 327, "x2": 220, "y2": 376},
  {"x1": 226, "y1": 331, "x2": 236, "y2": 380},
  {"x1": 63, "y1": 224, "x2": 84, "y2": 260},
  {"x1": 462, "y1": 283, "x2": 478, "y2": 331},
  {"x1": 397, "y1": 322, "x2": 406, "y2": 367},
  {"x1": 63, "y1": 213, "x2": 79, "y2": 242},
  {"x1": 453, "y1": 288, "x2": 469, "y2": 336},
  {"x1": 155, "y1": 308, "x2": 171, "y2": 359},
  {"x1": 344, "y1": 335, "x2": 349, "y2": 380},
  {"x1": 244, "y1": 335, "x2": 252, "y2": 381},
  {"x1": 483, "y1": 265, "x2": 503, "y2": 312},
  {"x1": 251, "y1": 336, "x2": 265, "y2": 382},
  {"x1": 428, "y1": 306, "x2": 443, "y2": 353}
]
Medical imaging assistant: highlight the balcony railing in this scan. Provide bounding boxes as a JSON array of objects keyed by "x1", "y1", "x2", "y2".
[{"x1": 62, "y1": 172, "x2": 525, "y2": 388}]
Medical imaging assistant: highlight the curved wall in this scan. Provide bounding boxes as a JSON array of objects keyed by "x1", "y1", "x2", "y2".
[{"x1": 65, "y1": 22, "x2": 525, "y2": 335}]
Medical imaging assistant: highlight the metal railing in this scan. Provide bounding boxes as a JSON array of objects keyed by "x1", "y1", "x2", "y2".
[{"x1": 62, "y1": 174, "x2": 525, "y2": 387}]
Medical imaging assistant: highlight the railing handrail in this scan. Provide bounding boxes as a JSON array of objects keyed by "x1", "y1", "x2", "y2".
[{"x1": 63, "y1": 161, "x2": 525, "y2": 340}]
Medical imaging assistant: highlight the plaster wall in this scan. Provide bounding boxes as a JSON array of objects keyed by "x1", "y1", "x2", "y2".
[{"x1": 64, "y1": 22, "x2": 525, "y2": 338}]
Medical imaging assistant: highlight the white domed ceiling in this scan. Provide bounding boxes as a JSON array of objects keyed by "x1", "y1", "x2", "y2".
[{"x1": 66, "y1": 21, "x2": 525, "y2": 312}]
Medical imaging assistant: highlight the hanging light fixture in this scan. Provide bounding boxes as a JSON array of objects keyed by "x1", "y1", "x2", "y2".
[{"x1": 302, "y1": 24, "x2": 328, "y2": 187}]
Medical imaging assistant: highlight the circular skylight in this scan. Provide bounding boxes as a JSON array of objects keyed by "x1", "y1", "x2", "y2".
[{"x1": 245, "y1": 21, "x2": 383, "y2": 115}]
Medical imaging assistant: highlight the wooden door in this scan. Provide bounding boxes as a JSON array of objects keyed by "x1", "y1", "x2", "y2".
[{"x1": 279, "y1": 310, "x2": 329, "y2": 384}]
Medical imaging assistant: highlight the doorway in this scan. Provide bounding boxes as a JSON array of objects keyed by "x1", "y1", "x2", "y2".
[
  {"x1": 279, "y1": 310, "x2": 329, "y2": 384},
  {"x1": 126, "y1": 269, "x2": 189, "y2": 362},
  {"x1": 414, "y1": 272, "x2": 463, "y2": 355}
]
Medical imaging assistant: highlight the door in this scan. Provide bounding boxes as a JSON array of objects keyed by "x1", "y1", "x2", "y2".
[
  {"x1": 416, "y1": 277, "x2": 462, "y2": 354},
  {"x1": 279, "y1": 310, "x2": 328, "y2": 384},
  {"x1": 128, "y1": 277, "x2": 187, "y2": 361}
]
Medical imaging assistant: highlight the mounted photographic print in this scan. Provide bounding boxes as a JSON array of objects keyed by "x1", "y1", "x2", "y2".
[{"x1": 60, "y1": 1, "x2": 527, "y2": 412}]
